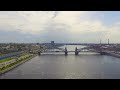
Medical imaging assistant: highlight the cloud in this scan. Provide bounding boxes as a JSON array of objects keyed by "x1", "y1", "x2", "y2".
[{"x1": 0, "y1": 11, "x2": 120, "y2": 43}]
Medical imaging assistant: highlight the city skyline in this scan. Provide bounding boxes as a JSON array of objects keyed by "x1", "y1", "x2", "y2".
[{"x1": 0, "y1": 11, "x2": 120, "y2": 43}]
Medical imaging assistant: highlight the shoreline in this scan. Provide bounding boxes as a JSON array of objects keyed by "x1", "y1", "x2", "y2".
[
  {"x1": 0, "y1": 52, "x2": 120, "y2": 76},
  {"x1": 0, "y1": 54, "x2": 37, "y2": 75},
  {"x1": 106, "y1": 52, "x2": 120, "y2": 58}
]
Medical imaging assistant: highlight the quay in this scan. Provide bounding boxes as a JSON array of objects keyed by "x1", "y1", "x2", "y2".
[
  {"x1": 105, "y1": 52, "x2": 120, "y2": 58},
  {"x1": 0, "y1": 53, "x2": 37, "y2": 75}
]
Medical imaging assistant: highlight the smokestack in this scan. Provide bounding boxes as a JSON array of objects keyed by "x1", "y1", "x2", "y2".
[
  {"x1": 100, "y1": 40, "x2": 101, "y2": 44},
  {"x1": 108, "y1": 39, "x2": 109, "y2": 45}
]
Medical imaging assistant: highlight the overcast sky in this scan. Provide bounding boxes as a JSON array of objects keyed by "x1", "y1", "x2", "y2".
[{"x1": 0, "y1": 11, "x2": 120, "y2": 43}]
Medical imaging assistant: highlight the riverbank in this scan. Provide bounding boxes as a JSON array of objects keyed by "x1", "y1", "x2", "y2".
[
  {"x1": 0, "y1": 54, "x2": 37, "y2": 75},
  {"x1": 106, "y1": 52, "x2": 120, "y2": 58}
]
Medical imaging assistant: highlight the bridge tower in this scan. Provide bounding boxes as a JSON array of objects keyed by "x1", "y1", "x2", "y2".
[
  {"x1": 75, "y1": 47, "x2": 79, "y2": 55},
  {"x1": 100, "y1": 51, "x2": 106, "y2": 55},
  {"x1": 99, "y1": 48, "x2": 106, "y2": 55},
  {"x1": 100, "y1": 39, "x2": 101, "y2": 45},
  {"x1": 65, "y1": 47, "x2": 68, "y2": 55},
  {"x1": 38, "y1": 50, "x2": 41, "y2": 56}
]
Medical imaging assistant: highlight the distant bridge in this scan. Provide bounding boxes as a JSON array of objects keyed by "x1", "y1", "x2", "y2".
[
  {"x1": 36, "y1": 42, "x2": 120, "y2": 55},
  {"x1": 38, "y1": 46, "x2": 106, "y2": 55}
]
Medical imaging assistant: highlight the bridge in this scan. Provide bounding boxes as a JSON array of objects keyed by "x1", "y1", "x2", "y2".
[
  {"x1": 38, "y1": 45, "x2": 106, "y2": 55},
  {"x1": 36, "y1": 41, "x2": 120, "y2": 55}
]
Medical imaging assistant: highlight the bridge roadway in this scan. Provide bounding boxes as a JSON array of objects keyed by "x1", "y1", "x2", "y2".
[
  {"x1": 41, "y1": 50, "x2": 98, "y2": 53},
  {"x1": 38, "y1": 46, "x2": 102, "y2": 55},
  {"x1": 38, "y1": 42, "x2": 119, "y2": 55}
]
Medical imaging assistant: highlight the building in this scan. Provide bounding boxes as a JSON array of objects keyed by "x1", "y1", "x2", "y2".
[{"x1": 51, "y1": 41, "x2": 55, "y2": 45}]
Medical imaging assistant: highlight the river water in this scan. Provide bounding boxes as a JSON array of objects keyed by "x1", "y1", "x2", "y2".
[{"x1": 0, "y1": 45, "x2": 120, "y2": 79}]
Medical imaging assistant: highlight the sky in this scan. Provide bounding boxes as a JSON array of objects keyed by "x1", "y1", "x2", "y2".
[{"x1": 0, "y1": 11, "x2": 120, "y2": 43}]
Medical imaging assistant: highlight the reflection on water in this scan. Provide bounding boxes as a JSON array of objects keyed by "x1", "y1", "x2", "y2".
[{"x1": 0, "y1": 45, "x2": 120, "y2": 79}]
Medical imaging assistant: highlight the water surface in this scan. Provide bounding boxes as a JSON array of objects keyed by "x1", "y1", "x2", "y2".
[{"x1": 0, "y1": 45, "x2": 120, "y2": 79}]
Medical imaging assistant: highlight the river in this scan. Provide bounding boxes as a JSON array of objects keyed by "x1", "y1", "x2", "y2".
[{"x1": 0, "y1": 45, "x2": 120, "y2": 79}]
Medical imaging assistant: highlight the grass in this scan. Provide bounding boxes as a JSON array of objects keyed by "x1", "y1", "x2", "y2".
[
  {"x1": 0, "y1": 54, "x2": 34, "y2": 72},
  {"x1": 20, "y1": 53, "x2": 28, "y2": 56},
  {"x1": 0, "y1": 52, "x2": 5, "y2": 56}
]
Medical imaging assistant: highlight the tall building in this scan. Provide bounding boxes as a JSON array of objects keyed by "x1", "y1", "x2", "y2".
[{"x1": 51, "y1": 41, "x2": 55, "y2": 45}]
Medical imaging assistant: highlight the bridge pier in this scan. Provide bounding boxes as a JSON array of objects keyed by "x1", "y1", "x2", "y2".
[
  {"x1": 65, "y1": 47, "x2": 68, "y2": 55},
  {"x1": 75, "y1": 47, "x2": 79, "y2": 55},
  {"x1": 100, "y1": 52, "x2": 106, "y2": 55},
  {"x1": 38, "y1": 51, "x2": 41, "y2": 56}
]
